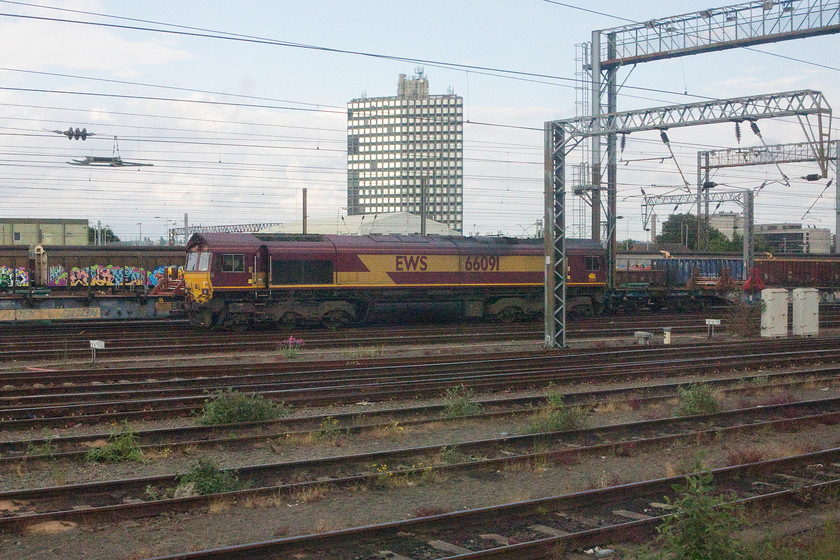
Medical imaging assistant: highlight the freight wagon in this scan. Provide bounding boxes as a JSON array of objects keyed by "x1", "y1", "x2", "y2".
[{"x1": 0, "y1": 244, "x2": 186, "y2": 322}]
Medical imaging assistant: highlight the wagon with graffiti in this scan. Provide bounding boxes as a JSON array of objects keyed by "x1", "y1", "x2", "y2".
[
  {"x1": 0, "y1": 245, "x2": 30, "y2": 288},
  {"x1": 33, "y1": 245, "x2": 184, "y2": 291}
]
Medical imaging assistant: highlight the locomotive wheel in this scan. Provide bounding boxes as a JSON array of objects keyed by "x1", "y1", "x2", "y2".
[
  {"x1": 497, "y1": 306, "x2": 523, "y2": 324},
  {"x1": 321, "y1": 310, "x2": 352, "y2": 330},
  {"x1": 189, "y1": 309, "x2": 216, "y2": 328},
  {"x1": 280, "y1": 312, "x2": 304, "y2": 328}
]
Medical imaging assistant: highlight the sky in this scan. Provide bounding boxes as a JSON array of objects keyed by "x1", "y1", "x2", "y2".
[{"x1": 0, "y1": 0, "x2": 837, "y2": 243}]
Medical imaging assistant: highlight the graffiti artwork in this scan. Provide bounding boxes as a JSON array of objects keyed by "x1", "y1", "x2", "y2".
[
  {"x1": 149, "y1": 265, "x2": 184, "y2": 287},
  {"x1": 49, "y1": 266, "x2": 68, "y2": 287},
  {"x1": 0, "y1": 266, "x2": 29, "y2": 287},
  {"x1": 67, "y1": 265, "x2": 145, "y2": 287},
  {"x1": 45, "y1": 263, "x2": 183, "y2": 288}
]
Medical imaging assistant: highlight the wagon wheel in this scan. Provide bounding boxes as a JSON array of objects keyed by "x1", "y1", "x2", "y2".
[{"x1": 321, "y1": 310, "x2": 352, "y2": 330}]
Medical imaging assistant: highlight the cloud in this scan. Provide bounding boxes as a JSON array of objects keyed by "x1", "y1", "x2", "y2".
[{"x1": 0, "y1": 8, "x2": 191, "y2": 77}]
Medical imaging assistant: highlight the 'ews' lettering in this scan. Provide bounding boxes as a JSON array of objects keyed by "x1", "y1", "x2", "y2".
[{"x1": 395, "y1": 255, "x2": 428, "y2": 272}]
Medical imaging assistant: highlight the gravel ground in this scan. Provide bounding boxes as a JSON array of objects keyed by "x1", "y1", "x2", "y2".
[{"x1": 1, "y1": 333, "x2": 839, "y2": 559}]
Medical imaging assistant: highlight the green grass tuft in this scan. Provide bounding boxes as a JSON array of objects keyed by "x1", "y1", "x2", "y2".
[
  {"x1": 85, "y1": 422, "x2": 146, "y2": 463},
  {"x1": 176, "y1": 457, "x2": 245, "y2": 495},
  {"x1": 442, "y1": 384, "x2": 483, "y2": 418},
  {"x1": 197, "y1": 389, "x2": 288, "y2": 425},
  {"x1": 675, "y1": 383, "x2": 720, "y2": 416}
]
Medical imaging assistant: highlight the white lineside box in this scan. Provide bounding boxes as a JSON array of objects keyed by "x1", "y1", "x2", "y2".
[
  {"x1": 792, "y1": 288, "x2": 819, "y2": 337},
  {"x1": 761, "y1": 288, "x2": 788, "y2": 338}
]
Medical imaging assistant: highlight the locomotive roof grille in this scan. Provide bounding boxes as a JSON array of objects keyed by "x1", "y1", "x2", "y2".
[{"x1": 254, "y1": 234, "x2": 327, "y2": 243}]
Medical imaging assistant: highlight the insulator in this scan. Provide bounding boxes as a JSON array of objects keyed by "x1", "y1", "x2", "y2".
[
  {"x1": 620, "y1": 134, "x2": 626, "y2": 152},
  {"x1": 734, "y1": 122, "x2": 741, "y2": 143},
  {"x1": 750, "y1": 121, "x2": 760, "y2": 135},
  {"x1": 659, "y1": 130, "x2": 669, "y2": 145},
  {"x1": 80, "y1": 128, "x2": 87, "y2": 141},
  {"x1": 73, "y1": 127, "x2": 81, "y2": 140},
  {"x1": 64, "y1": 127, "x2": 73, "y2": 140},
  {"x1": 804, "y1": 174, "x2": 821, "y2": 182}
]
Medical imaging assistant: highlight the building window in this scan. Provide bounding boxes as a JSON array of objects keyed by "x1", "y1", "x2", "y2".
[{"x1": 13, "y1": 232, "x2": 21, "y2": 242}]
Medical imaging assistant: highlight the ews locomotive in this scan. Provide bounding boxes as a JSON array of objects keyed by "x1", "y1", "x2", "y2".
[{"x1": 183, "y1": 233, "x2": 607, "y2": 330}]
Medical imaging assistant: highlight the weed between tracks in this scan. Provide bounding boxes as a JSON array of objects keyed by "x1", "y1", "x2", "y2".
[
  {"x1": 523, "y1": 388, "x2": 588, "y2": 434},
  {"x1": 175, "y1": 457, "x2": 246, "y2": 496},
  {"x1": 674, "y1": 383, "x2": 720, "y2": 416},
  {"x1": 197, "y1": 389, "x2": 289, "y2": 425},
  {"x1": 85, "y1": 422, "x2": 146, "y2": 463},
  {"x1": 315, "y1": 417, "x2": 345, "y2": 441},
  {"x1": 371, "y1": 462, "x2": 442, "y2": 488},
  {"x1": 632, "y1": 468, "x2": 743, "y2": 560},
  {"x1": 277, "y1": 336, "x2": 305, "y2": 359},
  {"x1": 25, "y1": 430, "x2": 58, "y2": 458},
  {"x1": 442, "y1": 384, "x2": 483, "y2": 417}
]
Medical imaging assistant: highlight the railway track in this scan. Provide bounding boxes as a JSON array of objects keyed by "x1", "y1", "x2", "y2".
[
  {"x1": 0, "y1": 316, "x2": 721, "y2": 361},
  {"x1": 2, "y1": 329, "x2": 839, "y2": 559},
  {"x1": 139, "y1": 448, "x2": 840, "y2": 560},
  {"x1": 2, "y1": 310, "x2": 839, "y2": 362},
  {"x1": 3, "y1": 363, "x2": 835, "y2": 463},
  {"x1": 3, "y1": 338, "x2": 840, "y2": 428},
  {"x1": 1, "y1": 391, "x2": 836, "y2": 533}
]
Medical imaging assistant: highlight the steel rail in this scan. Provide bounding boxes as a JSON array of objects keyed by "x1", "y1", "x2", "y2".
[
  {"x1": 1, "y1": 396, "x2": 837, "y2": 534},
  {"x1": 4, "y1": 368, "x2": 836, "y2": 462},
  {"x1": 3, "y1": 336, "x2": 834, "y2": 388},
  {"x1": 3, "y1": 343, "x2": 840, "y2": 427},
  {"x1": 5, "y1": 336, "x2": 840, "y2": 397},
  {"x1": 141, "y1": 448, "x2": 840, "y2": 559}
]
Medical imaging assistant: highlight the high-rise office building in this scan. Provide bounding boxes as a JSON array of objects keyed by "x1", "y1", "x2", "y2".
[{"x1": 347, "y1": 70, "x2": 463, "y2": 232}]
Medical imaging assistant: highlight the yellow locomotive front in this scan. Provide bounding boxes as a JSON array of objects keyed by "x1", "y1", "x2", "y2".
[{"x1": 183, "y1": 247, "x2": 213, "y2": 304}]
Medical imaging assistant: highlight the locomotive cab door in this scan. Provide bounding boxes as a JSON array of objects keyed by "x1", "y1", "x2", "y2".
[{"x1": 252, "y1": 246, "x2": 268, "y2": 289}]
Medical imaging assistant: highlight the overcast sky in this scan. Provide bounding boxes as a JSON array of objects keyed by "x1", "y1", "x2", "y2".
[{"x1": 0, "y1": 0, "x2": 837, "y2": 242}]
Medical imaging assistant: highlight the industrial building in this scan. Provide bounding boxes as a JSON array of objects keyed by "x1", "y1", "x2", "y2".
[
  {"x1": 0, "y1": 218, "x2": 88, "y2": 246},
  {"x1": 755, "y1": 223, "x2": 833, "y2": 255},
  {"x1": 347, "y1": 70, "x2": 464, "y2": 232}
]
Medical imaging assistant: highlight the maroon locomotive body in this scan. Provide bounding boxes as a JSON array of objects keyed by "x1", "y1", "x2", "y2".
[{"x1": 183, "y1": 233, "x2": 607, "y2": 329}]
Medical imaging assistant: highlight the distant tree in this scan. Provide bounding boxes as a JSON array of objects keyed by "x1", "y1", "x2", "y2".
[
  {"x1": 657, "y1": 213, "x2": 743, "y2": 252},
  {"x1": 88, "y1": 226, "x2": 120, "y2": 245},
  {"x1": 618, "y1": 239, "x2": 635, "y2": 251}
]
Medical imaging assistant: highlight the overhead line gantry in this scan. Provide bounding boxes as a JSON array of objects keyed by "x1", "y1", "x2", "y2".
[{"x1": 545, "y1": 89, "x2": 831, "y2": 348}]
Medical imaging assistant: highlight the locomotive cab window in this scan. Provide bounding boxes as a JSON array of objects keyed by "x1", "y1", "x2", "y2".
[
  {"x1": 221, "y1": 254, "x2": 246, "y2": 273},
  {"x1": 186, "y1": 251, "x2": 211, "y2": 272},
  {"x1": 585, "y1": 257, "x2": 601, "y2": 271},
  {"x1": 271, "y1": 259, "x2": 333, "y2": 285}
]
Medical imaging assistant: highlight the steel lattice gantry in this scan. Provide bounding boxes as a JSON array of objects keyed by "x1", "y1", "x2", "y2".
[
  {"x1": 641, "y1": 190, "x2": 755, "y2": 275},
  {"x1": 170, "y1": 223, "x2": 285, "y2": 244},
  {"x1": 584, "y1": 0, "x2": 839, "y2": 293},
  {"x1": 545, "y1": 89, "x2": 831, "y2": 348},
  {"x1": 696, "y1": 141, "x2": 840, "y2": 250}
]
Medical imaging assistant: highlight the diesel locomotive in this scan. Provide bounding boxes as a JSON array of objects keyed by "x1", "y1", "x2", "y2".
[{"x1": 183, "y1": 232, "x2": 607, "y2": 330}]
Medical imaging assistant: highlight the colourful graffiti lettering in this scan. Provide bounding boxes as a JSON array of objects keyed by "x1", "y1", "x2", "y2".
[
  {"x1": 69, "y1": 267, "x2": 90, "y2": 287},
  {"x1": 149, "y1": 265, "x2": 184, "y2": 287},
  {"x1": 0, "y1": 266, "x2": 29, "y2": 288},
  {"x1": 50, "y1": 263, "x2": 181, "y2": 288},
  {"x1": 49, "y1": 266, "x2": 68, "y2": 287}
]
